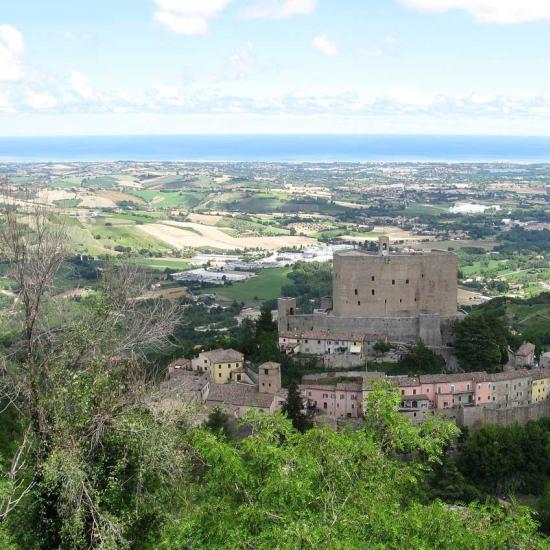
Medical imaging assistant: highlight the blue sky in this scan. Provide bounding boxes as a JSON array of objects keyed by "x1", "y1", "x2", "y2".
[{"x1": 1, "y1": 0, "x2": 550, "y2": 135}]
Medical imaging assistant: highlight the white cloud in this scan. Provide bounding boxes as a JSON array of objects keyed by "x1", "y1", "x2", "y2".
[
  {"x1": 398, "y1": 0, "x2": 550, "y2": 24},
  {"x1": 244, "y1": 0, "x2": 317, "y2": 19},
  {"x1": 358, "y1": 35, "x2": 397, "y2": 58},
  {"x1": 389, "y1": 87, "x2": 434, "y2": 108},
  {"x1": 0, "y1": 25, "x2": 25, "y2": 81},
  {"x1": 25, "y1": 90, "x2": 58, "y2": 110},
  {"x1": 153, "y1": 0, "x2": 233, "y2": 35},
  {"x1": 152, "y1": 84, "x2": 185, "y2": 106},
  {"x1": 70, "y1": 71, "x2": 99, "y2": 102},
  {"x1": 0, "y1": 92, "x2": 13, "y2": 113},
  {"x1": 312, "y1": 35, "x2": 338, "y2": 56}
]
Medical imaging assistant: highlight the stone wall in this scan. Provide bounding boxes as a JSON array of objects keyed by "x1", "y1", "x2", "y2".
[
  {"x1": 321, "y1": 353, "x2": 367, "y2": 369},
  {"x1": 332, "y1": 249, "x2": 457, "y2": 318},
  {"x1": 279, "y1": 302, "x2": 462, "y2": 348},
  {"x1": 457, "y1": 400, "x2": 550, "y2": 430}
]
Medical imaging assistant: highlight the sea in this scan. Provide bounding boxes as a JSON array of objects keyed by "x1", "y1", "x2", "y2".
[{"x1": 0, "y1": 134, "x2": 550, "y2": 163}]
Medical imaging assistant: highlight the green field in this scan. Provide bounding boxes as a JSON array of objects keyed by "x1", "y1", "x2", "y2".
[
  {"x1": 402, "y1": 203, "x2": 450, "y2": 216},
  {"x1": 81, "y1": 176, "x2": 117, "y2": 189},
  {"x1": 199, "y1": 268, "x2": 291, "y2": 306},
  {"x1": 506, "y1": 302, "x2": 550, "y2": 346},
  {"x1": 130, "y1": 190, "x2": 208, "y2": 209},
  {"x1": 54, "y1": 198, "x2": 81, "y2": 208},
  {"x1": 461, "y1": 259, "x2": 509, "y2": 276},
  {"x1": 130, "y1": 257, "x2": 192, "y2": 270}
]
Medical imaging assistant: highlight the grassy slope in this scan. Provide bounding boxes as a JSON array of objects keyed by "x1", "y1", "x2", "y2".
[{"x1": 199, "y1": 268, "x2": 291, "y2": 306}]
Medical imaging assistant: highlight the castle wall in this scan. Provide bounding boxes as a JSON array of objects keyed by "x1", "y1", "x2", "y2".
[
  {"x1": 280, "y1": 308, "x2": 462, "y2": 346},
  {"x1": 457, "y1": 400, "x2": 550, "y2": 430},
  {"x1": 332, "y1": 249, "x2": 457, "y2": 318}
]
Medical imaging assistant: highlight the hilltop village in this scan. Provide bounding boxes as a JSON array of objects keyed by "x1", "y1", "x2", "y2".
[{"x1": 162, "y1": 237, "x2": 550, "y2": 430}]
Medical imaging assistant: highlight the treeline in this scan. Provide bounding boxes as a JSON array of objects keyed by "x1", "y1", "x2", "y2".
[
  {"x1": 281, "y1": 261, "x2": 332, "y2": 313},
  {"x1": 429, "y1": 418, "x2": 550, "y2": 535}
]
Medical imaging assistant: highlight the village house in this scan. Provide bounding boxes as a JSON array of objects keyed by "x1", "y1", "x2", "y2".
[
  {"x1": 191, "y1": 348, "x2": 244, "y2": 384},
  {"x1": 161, "y1": 358, "x2": 210, "y2": 403},
  {"x1": 300, "y1": 381, "x2": 363, "y2": 418},
  {"x1": 206, "y1": 362, "x2": 287, "y2": 418},
  {"x1": 488, "y1": 370, "x2": 533, "y2": 408},
  {"x1": 507, "y1": 342, "x2": 536, "y2": 369},
  {"x1": 531, "y1": 367, "x2": 550, "y2": 403},
  {"x1": 278, "y1": 330, "x2": 384, "y2": 356}
]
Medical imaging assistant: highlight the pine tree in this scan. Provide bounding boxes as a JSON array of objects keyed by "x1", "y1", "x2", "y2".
[
  {"x1": 205, "y1": 406, "x2": 231, "y2": 439},
  {"x1": 282, "y1": 382, "x2": 312, "y2": 433}
]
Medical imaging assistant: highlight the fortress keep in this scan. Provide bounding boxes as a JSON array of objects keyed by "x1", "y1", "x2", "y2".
[{"x1": 278, "y1": 237, "x2": 463, "y2": 349}]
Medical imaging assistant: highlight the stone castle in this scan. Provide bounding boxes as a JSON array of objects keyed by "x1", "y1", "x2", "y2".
[{"x1": 278, "y1": 237, "x2": 463, "y2": 351}]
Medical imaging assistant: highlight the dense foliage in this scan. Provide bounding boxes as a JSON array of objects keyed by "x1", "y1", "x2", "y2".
[
  {"x1": 398, "y1": 341, "x2": 446, "y2": 375},
  {"x1": 454, "y1": 312, "x2": 512, "y2": 372},
  {"x1": 281, "y1": 261, "x2": 332, "y2": 313},
  {"x1": 157, "y1": 382, "x2": 546, "y2": 549}
]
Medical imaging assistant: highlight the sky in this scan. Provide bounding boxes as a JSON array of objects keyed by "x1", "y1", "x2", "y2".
[{"x1": 1, "y1": 0, "x2": 550, "y2": 136}]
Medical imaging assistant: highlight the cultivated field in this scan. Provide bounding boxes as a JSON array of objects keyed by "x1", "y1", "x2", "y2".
[{"x1": 137, "y1": 221, "x2": 316, "y2": 251}]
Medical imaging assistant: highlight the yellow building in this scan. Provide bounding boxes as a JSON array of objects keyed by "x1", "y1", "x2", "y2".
[
  {"x1": 191, "y1": 348, "x2": 244, "y2": 384},
  {"x1": 531, "y1": 367, "x2": 550, "y2": 403}
]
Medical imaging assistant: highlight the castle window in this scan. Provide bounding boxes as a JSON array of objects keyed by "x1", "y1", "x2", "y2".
[
  {"x1": 357, "y1": 301, "x2": 361, "y2": 306},
  {"x1": 264, "y1": 369, "x2": 269, "y2": 375},
  {"x1": 421, "y1": 274, "x2": 424, "y2": 278},
  {"x1": 399, "y1": 299, "x2": 402, "y2": 303},
  {"x1": 354, "y1": 289, "x2": 358, "y2": 295},
  {"x1": 406, "y1": 279, "x2": 409, "y2": 284},
  {"x1": 392, "y1": 279, "x2": 395, "y2": 285},
  {"x1": 371, "y1": 275, "x2": 375, "y2": 281},
  {"x1": 371, "y1": 289, "x2": 375, "y2": 296}
]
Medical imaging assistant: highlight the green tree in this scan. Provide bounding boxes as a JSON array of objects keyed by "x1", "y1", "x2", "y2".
[
  {"x1": 454, "y1": 313, "x2": 510, "y2": 372},
  {"x1": 0, "y1": 207, "x2": 190, "y2": 548},
  {"x1": 398, "y1": 340, "x2": 446, "y2": 374},
  {"x1": 205, "y1": 407, "x2": 231, "y2": 439},
  {"x1": 158, "y1": 385, "x2": 545, "y2": 549},
  {"x1": 255, "y1": 302, "x2": 276, "y2": 340},
  {"x1": 282, "y1": 382, "x2": 312, "y2": 433}
]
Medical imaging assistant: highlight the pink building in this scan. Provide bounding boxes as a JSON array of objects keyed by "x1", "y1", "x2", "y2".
[
  {"x1": 472, "y1": 372, "x2": 493, "y2": 405},
  {"x1": 396, "y1": 372, "x2": 490, "y2": 410},
  {"x1": 300, "y1": 382, "x2": 363, "y2": 419}
]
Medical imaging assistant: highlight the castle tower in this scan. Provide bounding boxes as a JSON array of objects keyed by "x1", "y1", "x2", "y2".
[
  {"x1": 378, "y1": 236, "x2": 390, "y2": 256},
  {"x1": 278, "y1": 297, "x2": 297, "y2": 333},
  {"x1": 259, "y1": 362, "x2": 282, "y2": 394}
]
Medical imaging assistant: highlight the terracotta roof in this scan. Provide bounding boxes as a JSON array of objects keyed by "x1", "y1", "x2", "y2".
[
  {"x1": 394, "y1": 377, "x2": 420, "y2": 387},
  {"x1": 300, "y1": 382, "x2": 363, "y2": 392},
  {"x1": 161, "y1": 370, "x2": 208, "y2": 393},
  {"x1": 401, "y1": 394, "x2": 430, "y2": 401},
  {"x1": 279, "y1": 330, "x2": 383, "y2": 341},
  {"x1": 532, "y1": 367, "x2": 550, "y2": 380},
  {"x1": 259, "y1": 362, "x2": 281, "y2": 370},
  {"x1": 471, "y1": 372, "x2": 492, "y2": 383},
  {"x1": 420, "y1": 373, "x2": 476, "y2": 384},
  {"x1": 200, "y1": 348, "x2": 244, "y2": 364},
  {"x1": 515, "y1": 342, "x2": 536, "y2": 357},
  {"x1": 168, "y1": 357, "x2": 191, "y2": 369},
  {"x1": 207, "y1": 383, "x2": 275, "y2": 409},
  {"x1": 488, "y1": 369, "x2": 532, "y2": 382}
]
